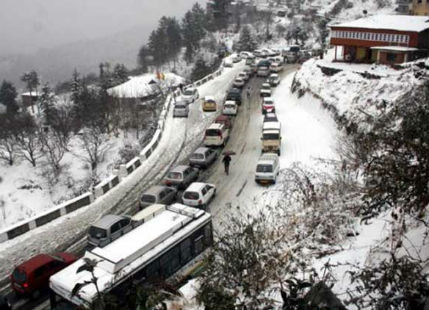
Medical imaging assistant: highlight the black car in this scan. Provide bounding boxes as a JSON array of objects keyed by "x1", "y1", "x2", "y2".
[{"x1": 226, "y1": 88, "x2": 242, "y2": 105}]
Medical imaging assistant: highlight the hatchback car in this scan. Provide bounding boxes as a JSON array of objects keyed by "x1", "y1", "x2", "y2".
[
  {"x1": 226, "y1": 88, "x2": 242, "y2": 105},
  {"x1": 163, "y1": 165, "x2": 199, "y2": 189},
  {"x1": 238, "y1": 71, "x2": 249, "y2": 81},
  {"x1": 222, "y1": 100, "x2": 238, "y2": 116},
  {"x1": 182, "y1": 182, "x2": 216, "y2": 208},
  {"x1": 264, "y1": 112, "x2": 278, "y2": 123},
  {"x1": 233, "y1": 77, "x2": 245, "y2": 88},
  {"x1": 182, "y1": 87, "x2": 199, "y2": 104},
  {"x1": 262, "y1": 97, "x2": 275, "y2": 114},
  {"x1": 260, "y1": 83, "x2": 272, "y2": 97},
  {"x1": 189, "y1": 147, "x2": 218, "y2": 168},
  {"x1": 232, "y1": 54, "x2": 242, "y2": 63},
  {"x1": 139, "y1": 185, "x2": 177, "y2": 210},
  {"x1": 173, "y1": 101, "x2": 189, "y2": 117},
  {"x1": 255, "y1": 153, "x2": 280, "y2": 184},
  {"x1": 268, "y1": 73, "x2": 280, "y2": 87},
  {"x1": 202, "y1": 96, "x2": 217, "y2": 112},
  {"x1": 87, "y1": 214, "x2": 133, "y2": 248},
  {"x1": 11, "y1": 253, "x2": 77, "y2": 297},
  {"x1": 214, "y1": 114, "x2": 233, "y2": 130}
]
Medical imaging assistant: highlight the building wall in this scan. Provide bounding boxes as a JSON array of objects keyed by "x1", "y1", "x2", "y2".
[
  {"x1": 396, "y1": 0, "x2": 411, "y2": 14},
  {"x1": 411, "y1": 0, "x2": 429, "y2": 15},
  {"x1": 378, "y1": 51, "x2": 405, "y2": 64},
  {"x1": 330, "y1": 27, "x2": 419, "y2": 48},
  {"x1": 417, "y1": 28, "x2": 429, "y2": 48}
]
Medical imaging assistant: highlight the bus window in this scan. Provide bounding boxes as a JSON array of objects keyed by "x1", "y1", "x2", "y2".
[
  {"x1": 180, "y1": 238, "x2": 192, "y2": 264},
  {"x1": 194, "y1": 235, "x2": 204, "y2": 255},
  {"x1": 145, "y1": 260, "x2": 160, "y2": 282}
]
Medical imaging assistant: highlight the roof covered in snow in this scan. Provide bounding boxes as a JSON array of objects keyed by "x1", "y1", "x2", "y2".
[
  {"x1": 370, "y1": 46, "x2": 419, "y2": 52},
  {"x1": 330, "y1": 15, "x2": 429, "y2": 32},
  {"x1": 107, "y1": 73, "x2": 185, "y2": 99}
]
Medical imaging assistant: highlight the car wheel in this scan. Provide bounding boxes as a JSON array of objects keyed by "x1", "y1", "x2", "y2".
[
  {"x1": 31, "y1": 289, "x2": 41, "y2": 300},
  {"x1": 277, "y1": 150, "x2": 281, "y2": 156}
]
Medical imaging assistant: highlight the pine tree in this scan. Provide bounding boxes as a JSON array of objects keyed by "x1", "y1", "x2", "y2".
[
  {"x1": 190, "y1": 58, "x2": 211, "y2": 81},
  {"x1": 0, "y1": 80, "x2": 18, "y2": 114},
  {"x1": 38, "y1": 83, "x2": 56, "y2": 126},
  {"x1": 137, "y1": 45, "x2": 151, "y2": 73},
  {"x1": 165, "y1": 17, "x2": 182, "y2": 70},
  {"x1": 210, "y1": 0, "x2": 230, "y2": 31},
  {"x1": 236, "y1": 25, "x2": 257, "y2": 52}
]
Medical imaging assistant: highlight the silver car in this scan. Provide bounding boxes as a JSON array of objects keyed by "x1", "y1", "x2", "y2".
[
  {"x1": 189, "y1": 147, "x2": 218, "y2": 168},
  {"x1": 87, "y1": 215, "x2": 132, "y2": 248},
  {"x1": 173, "y1": 101, "x2": 189, "y2": 117},
  {"x1": 139, "y1": 185, "x2": 177, "y2": 210},
  {"x1": 163, "y1": 165, "x2": 199, "y2": 189}
]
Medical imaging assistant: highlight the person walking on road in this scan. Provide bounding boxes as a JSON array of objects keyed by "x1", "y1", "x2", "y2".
[
  {"x1": 222, "y1": 154, "x2": 232, "y2": 175},
  {"x1": 246, "y1": 86, "x2": 251, "y2": 99}
]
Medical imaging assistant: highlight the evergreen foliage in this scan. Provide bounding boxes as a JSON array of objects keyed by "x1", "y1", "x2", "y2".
[
  {"x1": 235, "y1": 25, "x2": 257, "y2": 52},
  {"x1": 0, "y1": 80, "x2": 18, "y2": 114}
]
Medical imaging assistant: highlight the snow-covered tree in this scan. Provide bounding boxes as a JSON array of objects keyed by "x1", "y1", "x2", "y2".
[
  {"x1": 235, "y1": 25, "x2": 257, "y2": 52},
  {"x1": 0, "y1": 80, "x2": 18, "y2": 114}
]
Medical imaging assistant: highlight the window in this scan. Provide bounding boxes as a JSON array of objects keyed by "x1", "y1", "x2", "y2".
[
  {"x1": 201, "y1": 187, "x2": 207, "y2": 195},
  {"x1": 119, "y1": 219, "x2": 130, "y2": 228},
  {"x1": 34, "y1": 265, "x2": 46, "y2": 278},
  {"x1": 159, "y1": 190, "x2": 166, "y2": 199},
  {"x1": 204, "y1": 224, "x2": 213, "y2": 247},
  {"x1": 160, "y1": 246, "x2": 180, "y2": 277},
  {"x1": 145, "y1": 260, "x2": 160, "y2": 281},
  {"x1": 194, "y1": 235, "x2": 204, "y2": 255},
  {"x1": 111, "y1": 222, "x2": 121, "y2": 234},
  {"x1": 386, "y1": 53, "x2": 397, "y2": 62},
  {"x1": 180, "y1": 238, "x2": 192, "y2": 264}
]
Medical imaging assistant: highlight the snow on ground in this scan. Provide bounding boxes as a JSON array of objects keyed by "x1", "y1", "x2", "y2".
[
  {"x1": 294, "y1": 48, "x2": 423, "y2": 128},
  {"x1": 0, "y1": 60, "x2": 246, "y2": 290}
]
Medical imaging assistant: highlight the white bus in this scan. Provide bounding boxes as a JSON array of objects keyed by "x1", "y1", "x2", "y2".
[{"x1": 49, "y1": 204, "x2": 213, "y2": 309}]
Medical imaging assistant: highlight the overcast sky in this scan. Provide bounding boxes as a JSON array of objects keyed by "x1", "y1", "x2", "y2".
[{"x1": 0, "y1": 0, "x2": 206, "y2": 56}]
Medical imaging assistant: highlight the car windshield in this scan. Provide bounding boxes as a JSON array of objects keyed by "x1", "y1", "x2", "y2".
[
  {"x1": 183, "y1": 191, "x2": 199, "y2": 200},
  {"x1": 191, "y1": 153, "x2": 204, "y2": 160},
  {"x1": 205, "y1": 99, "x2": 215, "y2": 104},
  {"x1": 141, "y1": 194, "x2": 156, "y2": 203},
  {"x1": 175, "y1": 104, "x2": 186, "y2": 109},
  {"x1": 263, "y1": 133, "x2": 280, "y2": 140},
  {"x1": 261, "y1": 92, "x2": 271, "y2": 97},
  {"x1": 12, "y1": 268, "x2": 27, "y2": 284},
  {"x1": 225, "y1": 104, "x2": 235, "y2": 109},
  {"x1": 89, "y1": 226, "x2": 107, "y2": 239},
  {"x1": 206, "y1": 129, "x2": 220, "y2": 136},
  {"x1": 262, "y1": 85, "x2": 270, "y2": 89},
  {"x1": 264, "y1": 100, "x2": 274, "y2": 105},
  {"x1": 184, "y1": 90, "x2": 194, "y2": 96},
  {"x1": 167, "y1": 172, "x2": 182, "y2": 180},
  {"x1": 257, "y1": 164, "x2": 273, "y2": 173}
]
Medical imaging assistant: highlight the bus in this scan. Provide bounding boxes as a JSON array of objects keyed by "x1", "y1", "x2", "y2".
[{"x1": 49, "y1": 204, "x2": 213, "y2": 309}]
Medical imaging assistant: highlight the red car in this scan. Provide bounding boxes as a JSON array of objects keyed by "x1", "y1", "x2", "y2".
[
  {"x1": 214, "y1": 114, "x2": 233, "y2": 130},
  {"x1": 11, "y1": 253, "x2": 77, "y2": 297},
  {"x1": 262, "y1": 97, "x2": 276, "y2": 114}
]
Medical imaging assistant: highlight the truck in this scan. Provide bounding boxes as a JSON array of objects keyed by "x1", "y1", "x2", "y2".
[{"x1": 261, "y1": 121, "x2": 282, "y2": 155}]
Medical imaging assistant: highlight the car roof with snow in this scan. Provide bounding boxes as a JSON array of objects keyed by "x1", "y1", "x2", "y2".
[
  {"x1": 185, "y1": 182, "x2": 213, "y2": 192},
  {"x1": 92, "y1": 215, "x2": 126, "y2": 229},
  {"x1": 194, "y1": 147, "x2": 210, "y2": 154},
  {"x1": 170, "y1": 165, "x2": 191, "y2": 173},
  {"x1": 263, "y1": 97, "x2": 274, "y2": 102},
  {"x1": 270, "y1": 73, "x2": 279, "y2": 78},
  {"x1": 224, "y1": 100, "x2": 237, "y2": 105},
  {"x1": 144, "y1": 185, "x2": 173, "y2": 195},
  {"x1": 259, "y1": 153, "x2": 279, "y2": 163},
  {"x1": 263, "y1": 121, "x2": 281, "y2": 130},
  {"x1": 204, "y1": 96, "x2": 215, "y2": 101},
  {"x1": 207, "y1": 123, "x2": 224, "y2": 130}
]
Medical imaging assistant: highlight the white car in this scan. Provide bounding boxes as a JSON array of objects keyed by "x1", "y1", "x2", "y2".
[
  {"x1": 232, "y1": 54, "x2": 242, "y2": 63},
  {"x1": 182, "y1": 87, "x2": 199, "y2": 104},
  {"x1": 222, "y1": 100, "x2": 238, "y2": 116},
  {"x1": 268, "y1": 73, "x2": 280, "y2": 87},
  {"x1": 233, "y1": 77, "x2": 245, "y2": 88},
  {"x1": 238, "y1": 71, "x2": 249, "y2": 81},
  {"x1": 224, "y1": 59, "x2": 233, "y2": 67},
  {"x1": 270, "y1": 62, "x2": 283, "y2": 73},
  {"x1": 182, "y1": 182, "x2": 216, "y2": 208},
  {"x1": 240, "y1": 51, "x2": 254, "y2": 59},
  {"x1": 255, "y1": 153, "x2": 280, "y2": 184},
  {"x1": 260, "y1": 83, "x2": 272, "y2": 97}
]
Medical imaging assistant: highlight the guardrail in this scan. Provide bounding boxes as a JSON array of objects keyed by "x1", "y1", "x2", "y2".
[{"x1": 0, "y1": 65, "x2": 226, "y2": 244}]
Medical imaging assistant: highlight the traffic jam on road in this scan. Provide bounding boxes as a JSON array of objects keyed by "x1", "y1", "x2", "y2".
[{"x1": 3, "y1": 47, "x2": 292, "y2": 310}]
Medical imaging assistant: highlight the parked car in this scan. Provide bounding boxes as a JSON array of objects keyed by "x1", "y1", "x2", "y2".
[
  {"x1": 260, "y1": 83, "x2": 272, "y2": 97},
  {"x1": 262, "y1": 97, "x2": 275, "y2": 114},
  {"x1": 226, "y1": 88, "x2": 242, "y2": 105},
  {"x1": 232, "y1": 54, "x2": 242, "y2": 63},
  {"x1": 11, "y1": 253, "x2": 77, "y2": 297},
  {"x1": 264, "y1": 112, "x2": 278, "y2": 123},
  {"x1": 257, "y1": 66, "x2": 270, "y2": 77},
  {"x1": 233, "y1": 77, "x2": 245, "y2": 88},
  {"x1": 189, "y1": 147, "x2": 218, "y2": 168},
  {"x1": 173, "y1": 101, "x2": 189, "y2": 117},
  {"x1": 246, "y1": 57, "x2": 255, "y2": 66},
  {"x1": 87, "y1": 215, "x2": 133, "y2": 248},
  {"x1": 182, "y1": 87, "x2": 199, "y2": 104},
  {"x1": 255, "y1": 153, "x2": 280, "y2": 184},
  {"x1": 240, "y1": 51, "x2": 254, "y2": 59},
  {"x1": 202, "y1": 96, "x2": 217, "y2": 112},
  {"x1": 214, "y1": 114, "x2": 233, "y2": 130},
  {"x1": 243, "y1": 67, "x2": 253, "y2": 78},
  {"x1": 203, "y1": 123, "x2": 229, "y2": 147},
  {"x1": 182, "y1": 182, "x2": 216, "y2": 208},
  {"x1": 277, "y1": 9, "x2": 286, "y2": 17},
  {"x1": 163, "y1": 165, "x2": 199, "y2": 189},
  {"x1": 224, "y1": 59, "x2": 233, "y2": 67},
  {"x1": 270, "y1": 62, "x2": 283, "y2": 73},
  {"x1": 139, "y1": 185, "x2": 177, "y2": 210},
  {"x1": 261, "y1": 121, "x2": 282, "y2": 155},
  {"x1": 268, "y1": 73, "x2": 280, "y2": 87},
  {"x1": 238, "y1": 71, "x2": 250, "y2": 81},
  {"x1": 222, "y1": 100, "x2": 238, "y2": 116},
  {"x1": 253, "y1": 49, "x2": 263, "y2": 58}
]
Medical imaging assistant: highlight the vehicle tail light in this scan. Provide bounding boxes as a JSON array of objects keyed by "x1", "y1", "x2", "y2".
[
  {"x1": 218, "y1": 131, "x2": 222, "y2": 137},
  {"x1": 23, "y1": 283, "x2": 28, "y2": 288}
]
